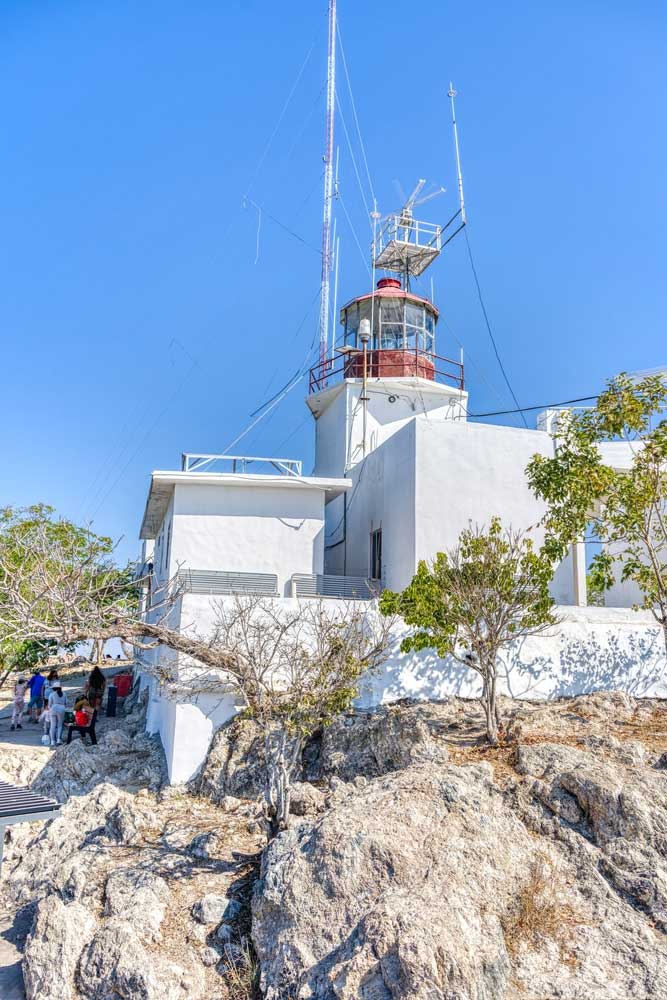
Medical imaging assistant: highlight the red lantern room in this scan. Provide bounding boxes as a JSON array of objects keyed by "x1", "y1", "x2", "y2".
[
  {"x1": 339, "y1": 277, "x2": 438, "y2": 380},
  {"x1": 308, "y1": 276, "x2": 464, "y2": 393}
]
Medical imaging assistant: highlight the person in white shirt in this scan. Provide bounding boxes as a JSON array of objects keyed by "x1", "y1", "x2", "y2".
[
  {"x1": 11, "y1": 678, "x2": 28, "y2": 730},
  {"x1": 47, "y1": 682, "x2": 67, "y2": 747}
]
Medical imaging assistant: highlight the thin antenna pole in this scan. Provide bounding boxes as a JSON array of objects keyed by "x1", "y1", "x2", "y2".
[
  {"x1": 319, "y1": 0, "x2": 337, "y2": 367},
  {"x1": 448, "y1": 83, "x2": 466, "y2": 224},
  {"x1": 332, "y1": 232, "x2": 340, "y2": 360}
]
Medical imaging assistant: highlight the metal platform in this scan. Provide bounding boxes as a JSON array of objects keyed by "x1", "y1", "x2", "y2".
[
  {"x1": 0, "y1": 780, "x2": 60, "y2": 870},
  {"x1": 374, "y1": 216, "x2": 442, "y2": 277}
]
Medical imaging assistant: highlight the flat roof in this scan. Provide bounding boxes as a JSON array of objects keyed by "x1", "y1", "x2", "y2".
[{"x1": 139, "y1": 471, "x2": 351, "y2": 540}]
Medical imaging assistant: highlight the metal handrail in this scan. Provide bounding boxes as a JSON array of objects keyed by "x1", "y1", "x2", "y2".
[
  {"x1": 309, "y1": 347, "x2": 464, "y2": 394},
  {"x1": 376, "y1": 215, "x2": 442, "y2": 253},
  {"x1": 181, "y1": 454, "x2": 302, "y2": 476},
  {"x1": 177, "y1": 569, "x2": 279, "y2": 596},
  {"x1": 290, "y1": 573, "x2": 379, "y2": 600}
]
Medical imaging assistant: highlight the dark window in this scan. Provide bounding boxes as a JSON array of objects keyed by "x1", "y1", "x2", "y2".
[{"x1": 370, "y1": 528, "x2": 382, "y2": 580}]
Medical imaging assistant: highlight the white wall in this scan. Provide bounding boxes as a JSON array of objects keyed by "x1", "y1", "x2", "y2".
[
  {"x1": 337, "y1": 414, "x2": 574, "y2": 597},
  {"x1": 312, "y1": 378, "x2": 466, "y2": 478},
  {"x1": 414, "y1": 419, "x2": 553, "y2": 562},
  {"x1": 143, "y1": 595, "x2": 667, "y2": 784},
  {"x1": 360, "y1": 605, "x2": 667, "y2": 705},
  {"x1": 336, "y1": 420, "x2": 417, "y2": 589},
  {"x1": 169, "y1": 482, "x2": 326, "y2": 594}
]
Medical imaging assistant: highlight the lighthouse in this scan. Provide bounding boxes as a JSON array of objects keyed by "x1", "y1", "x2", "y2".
[{"x1": 307, "y1": 274, "x2": 467, "y2": 463}]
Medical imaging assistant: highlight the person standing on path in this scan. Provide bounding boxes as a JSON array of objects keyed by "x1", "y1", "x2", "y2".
[
  {"x1": 42, "y1": 669, "x2": 59, "y2": 709},
  {"x1": 26, "y1": 668, "x2": 46, "y2": 722},
  {"x1": 47, "y1": 681, "x2": 67, "y2": 747},
  {"x1": 10, "y1": 677, "x2": 28, "y2": 730},
  {"x1": 85, "y1": 666, "x2": 107, "y2": 710}
]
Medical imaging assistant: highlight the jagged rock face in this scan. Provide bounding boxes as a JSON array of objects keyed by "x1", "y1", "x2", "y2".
[
  {"x1": 31, "y1": 727, "x2": 165, "y2": 803},
  {"x1": 303, "y1": 706, "x2": 445, "y2": 783},
  {"x1": 196, "y1": 705, "x2": 443, "y2": 805},
  {"x1": 253, "y1": 741, "x2": 667, "y2": 999},
  {"x1": 2, "y1": 710, "x2": 261, "y2": 1000}
]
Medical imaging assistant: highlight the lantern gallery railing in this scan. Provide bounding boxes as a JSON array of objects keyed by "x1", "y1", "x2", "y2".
[
  {"x1": 181, "y1": 454, "x2": 303, "y2": 477},
  {"x1": 309, "y1": 348, "x2": 464, "y2": 394}
]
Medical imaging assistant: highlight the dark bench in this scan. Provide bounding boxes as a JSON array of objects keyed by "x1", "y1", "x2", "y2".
[{"x1": 66, "y1": 709, "x2": 98, "y2": 746}]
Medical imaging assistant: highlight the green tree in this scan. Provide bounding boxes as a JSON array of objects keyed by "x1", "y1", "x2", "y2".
[
  {"x1": 527, "y1": 373, "x2": 667, "y2": 650},
  {"x1": 380, "y1": 519, "x2": 557, "y2": 744}
]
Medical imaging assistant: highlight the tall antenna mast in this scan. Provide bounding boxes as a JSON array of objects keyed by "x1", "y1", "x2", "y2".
[
  {"x1": 319, "y1": 0, "x2": 337, "y2": 366},
  {"x1": 448, "y1": 83, "x2": 466, "y2": 224}
]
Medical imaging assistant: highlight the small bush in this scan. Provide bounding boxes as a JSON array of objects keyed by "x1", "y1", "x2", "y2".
[{"x1": 503, "y1": 856, "x2": 583, "y2": 964}]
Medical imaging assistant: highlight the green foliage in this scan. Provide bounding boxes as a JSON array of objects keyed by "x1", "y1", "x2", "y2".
[
  {"x1": 380, "y1": 517, "x2": 556, "y2": 663},
  {"x1": 381, "y1": 518, "x2": 556, "y2": 744},
  {"x1": 527, "y1": 373, "x2": 667, "y2": 631},
  {"x1": 0, "y1": 504, "x2": 137, "y2": 647}
]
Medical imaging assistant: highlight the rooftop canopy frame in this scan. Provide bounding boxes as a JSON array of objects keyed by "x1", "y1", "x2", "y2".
[{"x1": 181, "y1": 454, "x2": 303, "y2": 477}]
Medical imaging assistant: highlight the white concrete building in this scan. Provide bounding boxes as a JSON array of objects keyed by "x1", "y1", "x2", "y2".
[{"x1": 136, "y1": 278, "x2": 666, "y2": 783}]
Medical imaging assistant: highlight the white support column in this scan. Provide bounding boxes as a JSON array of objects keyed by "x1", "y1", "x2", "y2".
[{"x1": 572, "y1": 540, "x2": 587, "y2": 607}]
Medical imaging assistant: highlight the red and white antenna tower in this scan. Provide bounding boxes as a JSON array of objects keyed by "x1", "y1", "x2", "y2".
[{"x1": 319, "y1": 0, "x2": 337, "y2": 367}]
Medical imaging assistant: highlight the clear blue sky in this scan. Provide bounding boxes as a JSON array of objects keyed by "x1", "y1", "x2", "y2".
[{"x1": 1, "y1": 0, "x2": 665, "y2": 563}]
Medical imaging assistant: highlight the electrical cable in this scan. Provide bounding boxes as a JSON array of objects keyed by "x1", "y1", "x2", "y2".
[
  {"x1": 335, "y1": 88, "x2": 372, "y2": 226},
  {"x1": 464, "y1": 228, "x2": 528, "y2": 428},
  {"x1": 242, "y1": 197, "x2": 321, "y2": 255},
  {"x1": 467, "y1": 394, "x2": 599, "y2": 419},
  {"x1": 336, "y1": 22, "x2": 376, "y2": 208},
  {"x1": 243, "y1": 36, "x2": 318, "y2": 200},
  {"x1": 338, "y1": 192, "x2": 371, "y2": 276}
]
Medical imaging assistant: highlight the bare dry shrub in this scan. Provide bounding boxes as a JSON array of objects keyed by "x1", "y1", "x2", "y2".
[
  {"x1": 503, "y1": 855, "x2": 584, "y2": 964},
  {"x1": 220, "y1": 939, "x2": 259, "y2": 1000}
]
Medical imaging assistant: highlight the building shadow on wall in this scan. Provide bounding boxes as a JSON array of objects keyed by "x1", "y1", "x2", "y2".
[
  {"x1": 362, "y1": 625, "x2": 667, "y2": 707},
  {"x1": 360, "y1": 640, "x2": 480, "y2": 707},
  {"x1": 501, "y1": 630, "x2": 666, "y2": 700}
]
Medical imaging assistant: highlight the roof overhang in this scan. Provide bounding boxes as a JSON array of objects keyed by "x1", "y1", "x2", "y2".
[{"x1": 139, "y1": 471, "x2": 351, "y2": 540}]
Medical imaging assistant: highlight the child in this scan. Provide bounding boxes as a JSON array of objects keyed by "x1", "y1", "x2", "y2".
[
  {"x1": 73, "y1": 698, "x2": 93, "y2": 727},
  {"x1": 11, "y1": 677, "x2": 28, "y2": 731},
  {"x1": 38, "y1": 703, "x2": 51, "y2": 737}
]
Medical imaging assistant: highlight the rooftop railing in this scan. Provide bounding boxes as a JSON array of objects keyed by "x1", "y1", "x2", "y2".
[
  {"x1": 181, "y1": 454, "x2": 302, "y2": 476},
  {"x1": 177, "y1": 569, "x2": 279, "y2": 596},
  {"x1": 289, "y1": 573, "x2": 379, "y2": 600},
  {"x1": 309, "y1": 347, "x2": 464, "y2": 395}
]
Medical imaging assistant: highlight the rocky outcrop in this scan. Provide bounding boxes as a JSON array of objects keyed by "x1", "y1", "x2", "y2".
[
  {"x1": 32, "y1": 727, "x2": 165, "y2": 803},
  {"x1": 1, "y1": 705, "x2": 261, "y2": 1000},
  {"x1": 197, "y1": 705, "x2": 443, "y2": 806},
  {"x1": 253, "y1": 697, "x2": 667, "y2": 1000},
  {"x1": 303, "y1": 705, "x2": 445, "y2": 782},
  {"x1": 5, "y1": 690, "x2": 667, "y2": 1000},
  {"x1": 22, "y1": 897, "x2": 96, "y2": 1000}
]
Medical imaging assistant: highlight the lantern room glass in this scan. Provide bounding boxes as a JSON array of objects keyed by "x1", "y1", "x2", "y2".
[{"x1": 342, "y1": 297, "x2": 437, "y2": 353}]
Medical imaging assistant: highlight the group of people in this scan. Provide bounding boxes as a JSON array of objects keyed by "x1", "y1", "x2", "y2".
[{"x1": 9, "y1": 665, "x2": 107, "y2": 748}]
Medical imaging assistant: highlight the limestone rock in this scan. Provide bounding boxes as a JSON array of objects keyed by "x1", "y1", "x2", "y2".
[
  {"x1": 289, "y1": 781, "x2": 326, "y2": 816},
  {"x1": 104, "y1": 867, "x2": 170, "y2": 942},
  {"x1": 196, "y1": 716, "x2": 267, "y2": 801},
  {"x1": 23, "y1": 896, "x2": 96, "y2": 1000},
  {"x1": 76, "y1": 919, "x2": 196, "y2": 1000},
  {"x1": 304, "y1": 705, "x2": 445, "y2": 783},
  {"x1": 192, "y1": 892, "x2": 237, "y2": 924},
  {"x1": 253, "y1": 758, "x2": 667, "y2": 999},
  {"x1": 32, "y1": 727, "x2": 165, "y2": 803}
]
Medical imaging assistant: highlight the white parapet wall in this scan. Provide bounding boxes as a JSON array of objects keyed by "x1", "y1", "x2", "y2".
[
  {"x1": 357, "y1": 605, "x2": 667, "y2": 707},
  {"x1": 142, "y1": 597, "x2": 667, "y2": 784}
]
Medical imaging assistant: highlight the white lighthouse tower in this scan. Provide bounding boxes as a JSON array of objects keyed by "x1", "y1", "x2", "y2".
[{"x1": 306, "y1": 159, "x2": 472, "y2": 579}]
